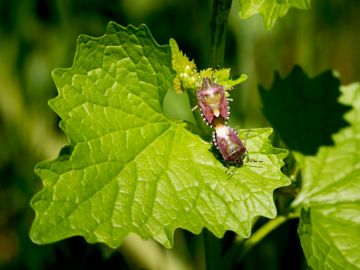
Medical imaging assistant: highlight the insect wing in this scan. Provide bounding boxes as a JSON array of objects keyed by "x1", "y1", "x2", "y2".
[
  {"x1": 213, "y1": 126, "x2": 246, "y2": 165},
  {"x1": 196, "y1": 79, "x2": 229, "y2": 126},
  {"x1": 197, "y1": 88, "x2": 215, "y2": 125}
]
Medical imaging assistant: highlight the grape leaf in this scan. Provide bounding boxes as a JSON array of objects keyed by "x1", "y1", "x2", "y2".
[
  {"x1": 293, "y1": 83, "x2": 360, "y2": 270},
  {"x1": 30, "y1": 22, "x2": 290, "y2": 249},
  {"x1": 238, "y1": 0, "x2": 311, "y2": 29},
  {"x1": 259, "y1": 66, "x2": 350, "y2": 155}
]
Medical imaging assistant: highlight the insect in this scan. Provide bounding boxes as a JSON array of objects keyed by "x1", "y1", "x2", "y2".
[
  {"x1": 212, "y1": 124, "x2": 246, "y2": 166},
  {"x1": 196, "y1": 77, "x2": 230, "y2": 126},
  {"x1": 194, "y1": 75, "x2": 253, "y2": 173}
]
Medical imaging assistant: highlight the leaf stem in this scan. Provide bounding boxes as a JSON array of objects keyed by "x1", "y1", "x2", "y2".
[
  {"x1": 237, "y1": 212, "x2": 300, "y2": 257},
  {"x1": 223, "y1": 213, "x2": 300, "y2": 268},
  {"x1": 208, "y1": 0, "x2": 233, "y2": 67}
]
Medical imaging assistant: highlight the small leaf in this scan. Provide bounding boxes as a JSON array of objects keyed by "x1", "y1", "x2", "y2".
[
  {"x1": 259, "y1": 65, "x2": 350, "y2": 155},
  {"x1": 221, "y1": 74, "x2": 247, "y2": 92},
  {"x1": 30, "y1": 22, "x2": 290, "y2": 249},
  {"x1": 200, "y1": 68, "x2": 247, "y2": 93},
  {"x1": 293, "y1": 83, "x2": 360, "y2": 270},
  {"x1": 238, "y1": 0, "x2": 311, "y2": 29},
  {"x1": 170, "y1": 39, "x2": 247, "y2": 93},
  {"x1": 170, "y1": 38, "x2": 199, "y2": 93}
]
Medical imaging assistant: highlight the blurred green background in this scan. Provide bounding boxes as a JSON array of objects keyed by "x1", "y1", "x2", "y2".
[{"x1": 0, "y1": 0, "x2": 359, "y2": 269}]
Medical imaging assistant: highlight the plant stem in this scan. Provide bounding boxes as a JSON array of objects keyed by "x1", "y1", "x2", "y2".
[
  {"x1": 208, "y1": 0, "x2": 233, "y2": 68},
  {"x1": 203, "y1": 230, "x2": 222, "y2": 270},
  {"x1": 203, "y1": 0, "x2": 233, "y2": 268},
  {"x1": 119, "y1": 233, "x2": 189, "y2": 270},
  {"x1": 237, "y1": 213, "x2": 300, "y2": 258},
  {"x1": 223, "y1": 213, "x2": 300, "y2": 269}
]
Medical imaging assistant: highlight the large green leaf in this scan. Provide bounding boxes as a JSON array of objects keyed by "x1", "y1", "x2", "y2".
[
  {"x1": 238, "y1": 0, "x2": 311, "y2": 29},
  {"x1": 293, "y1": 83, "x2": 360, "y2": 270},
  {"x1": 259, "y1": 66, "x2": 350, "y2": 155},
  {"x1": 30, "y1": 22, "x2": 290, "y2": 249}
]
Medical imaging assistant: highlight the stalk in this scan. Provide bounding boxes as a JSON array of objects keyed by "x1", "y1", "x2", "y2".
[
  {"x1": 208, "y1": 0, "x2": 233, "y2": 68},
  {"x1": 203, "y1": 0, "x2": 233, "y2": 269},
  {"x1": 223, "y1": 213, "x2": 300, "y2": 268}
]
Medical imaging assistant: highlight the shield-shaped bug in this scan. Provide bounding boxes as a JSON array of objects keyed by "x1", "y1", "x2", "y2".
[
  {"x1": 212, "y1": 124, "x2": 246, "y2": 166},
  {"x1": 196, "y1": 78, "x2": 230, "y2": 126}
]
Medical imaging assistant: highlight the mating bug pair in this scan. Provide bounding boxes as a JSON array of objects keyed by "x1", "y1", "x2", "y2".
[{"x1": 196, "y1": 77, "x2": 247, "y2": 168}]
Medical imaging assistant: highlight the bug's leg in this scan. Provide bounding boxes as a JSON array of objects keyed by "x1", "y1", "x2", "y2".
[
  {"x1": 240, "y1": 128, "x2": 251, "y2": 162},
  {"x1": 243, "y1": 129, "x2": 251, "y2": 147},
  {"x1": 244, "y1": 149, "x2": 250, "y2": 163},
  {"x1": 241, "y1": 129, "x2": 263, "y2": 166},
  {"x1": 225, "y1": 166, "x2": 236, "y2": 178},
  {"x1": 191, "y1": 105, "x2": 198, "y2": 111},
  {"x1": 244, "y1": 163, "x2": 262, "y2": 169},
  {"x1": 244, "y1": 152, "x2": 263, "y2": 168}
]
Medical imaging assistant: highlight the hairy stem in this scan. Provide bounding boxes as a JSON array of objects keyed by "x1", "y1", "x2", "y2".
[
  {"x1": 208, "y1": 0, "x2": 233, "y2": 67},
  {"x1": 203, "y1": 0, "x2": 233, "y2": 268}
]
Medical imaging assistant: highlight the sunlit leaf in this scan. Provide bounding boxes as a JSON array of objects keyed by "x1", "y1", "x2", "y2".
[
  {"x1": 170, "y1": 38, "x2": 199, "y2": 93},
  {"x1": 293, "y1": 83, "x2": 360, "y2": 270},
  {"x1": 238, "y1": 0, "x2": 311, "y2": 29},
  {"x1": 30, "y1": 22, "x2": 290, "y2": 249}
]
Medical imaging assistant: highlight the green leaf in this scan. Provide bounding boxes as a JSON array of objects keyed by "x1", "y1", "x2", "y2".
[
  {"x1": 259, "y1": 66, "x2": 350, "y2": 155},
  {"x1": 199, "y1": 68, "x2": 247, "y2": 94},
  {"x1": 293, "y1": 83, "x2": 360, "y2": 270},
  {"x1": 30, "y1": 22, "x2": 290, "y2": 249},
  {"x1": 238, "y1": 0, "x2": 311, "y2": 29},
  {"x1": 170, "y1": 38, "x2": 199, "y2": 93},
  {"x1": 170, "y1": 39, "x2": 247, "y2": 93}
]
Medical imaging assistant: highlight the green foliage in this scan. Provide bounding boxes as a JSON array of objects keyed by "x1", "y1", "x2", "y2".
[
  {"x1": 1, "y1": 0, "x2": 359, "y2": 269},
  {"x1": 170, "y1": 38, "x2": 198, "y2": 93},
  {"x1": 293, "y1": 83, "x2": 360, "y2": 270},
  {"x1": 30, "y1": 22, "x2": 290, "y2": 249},
  {"x1": 170, "y1": 39, "x2": 247, "y2": 94},
  {"x1": 238, "y1": 0, "x2": 311, "y2": 29},
  {"x1": 259, "y1": 66, "x2": 350, "y2": 155}
]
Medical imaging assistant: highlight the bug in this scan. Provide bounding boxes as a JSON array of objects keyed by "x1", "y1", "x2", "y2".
[
  {"x1": 212, "y1": 124, "x2": 246, "y2": 166},
  {"x1": 196, "y1": 77, "x2": 230, "y2": 126}
]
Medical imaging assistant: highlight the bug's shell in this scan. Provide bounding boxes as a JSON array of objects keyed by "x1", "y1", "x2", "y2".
[
  {"x1": 196, "y1": 78, "x2": 229, "y2": 126},
  {"x1": 213, "y1": 125, "x2": 246, "y2": 166}
]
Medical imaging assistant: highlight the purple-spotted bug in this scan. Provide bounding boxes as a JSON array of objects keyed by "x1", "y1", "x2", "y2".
[
  {"x1": 212, "y1": 124, "x2": 246, "y2": 166},
  {"x1": 196, "y1": 77, "x2": 230, "y2": 126}
]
